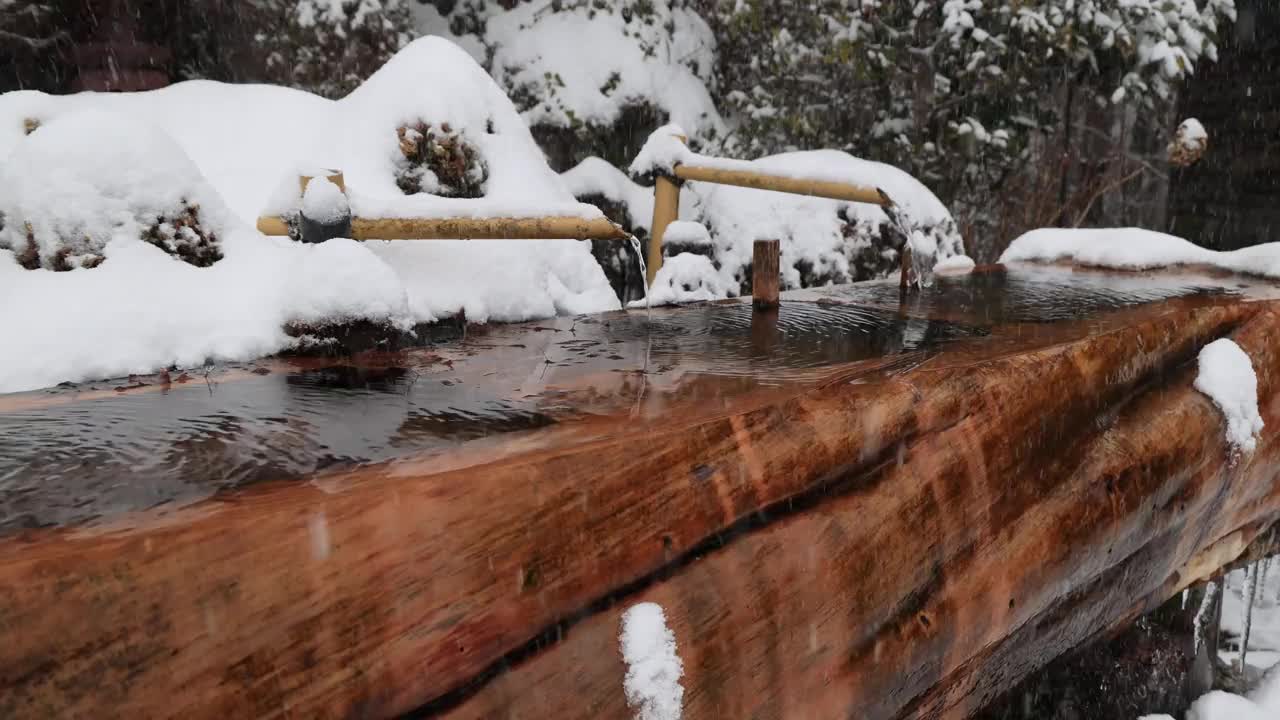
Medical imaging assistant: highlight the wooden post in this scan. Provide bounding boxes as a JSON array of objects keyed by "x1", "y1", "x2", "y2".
[
  {"x1": 648, "y1": 175, "x2": 680, "y2": 286},
  {"x1": 22, "y1": 118, "x2": 39, "y2": 135},
  {"x1": 752, "y1": 239, "x2": 780, "y2": 311}
]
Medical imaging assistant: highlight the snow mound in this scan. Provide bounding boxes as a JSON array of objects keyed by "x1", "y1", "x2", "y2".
[
  {"x1": 1001, "y1": 228, "x2": 1280, "y2": 280},
  {"x1": 662, "y1": 221, "x2": 713, "y2": 248},
  {"x1": 0, "y1": 111, "x2": 227, "y2": 271},
  {"x1": 1194, "y1": 339, "x2": 1264, "y2": 454},
  {"x1": 619, "y1": 602, "x2": 684, "y2": 720},
  {"x1": 0, "y1": 230, "x2": 412, "y2": 393},
  {"x1": 632, "y1": 252, "x2": 731, "y2": 308},
  {"x1": 0, "y1": 37, "x2": 623, "y2": 392},
  {"x1": 488, "y1": 1, "x2": 722, "y2": 140}
]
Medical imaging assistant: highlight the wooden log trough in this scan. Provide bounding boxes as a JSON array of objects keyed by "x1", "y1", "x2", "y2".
[{"x1": 1, "y1": 266, "x2": 1280, "y2": 719}]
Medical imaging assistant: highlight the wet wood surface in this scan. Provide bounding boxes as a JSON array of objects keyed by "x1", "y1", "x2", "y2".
[{"x1": 2, "y1": 267, "x2": 1280, "y2": 719}]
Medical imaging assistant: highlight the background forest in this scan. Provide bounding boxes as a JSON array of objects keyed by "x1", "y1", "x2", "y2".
[{"x1": 2, "y1": 0, "x2": 1274, "y2": 265}]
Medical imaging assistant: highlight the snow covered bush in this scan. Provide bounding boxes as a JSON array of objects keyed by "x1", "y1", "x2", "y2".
[
  {"x1": 395, "y1": 121, "x2": 488, "y2": 197},
  {"x1": 421, "y1": 0, "x2": 723, "y2": 170},
  {"x1": 0, "y1": 111, "x2": 225, "y2": 271},
  {"x1": 255, "y1": 0, "x2": 416, "y2": 99}
]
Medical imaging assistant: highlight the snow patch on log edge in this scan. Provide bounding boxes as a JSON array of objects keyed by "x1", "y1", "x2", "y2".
[
  {"x1": 620, "y1": 602, "x2": 684, "y2": 720},
  {"x1": 1194, "y1": 339, "x2": 1264, "y2": 455}
]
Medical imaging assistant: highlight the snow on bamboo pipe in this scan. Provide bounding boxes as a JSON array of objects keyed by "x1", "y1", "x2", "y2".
[
  {"x1": 298, "y1": 172, "x2": 351, "y2": 244},
  {"x1": 256, "y1": 214, "x2": 630, "y2": 241}
]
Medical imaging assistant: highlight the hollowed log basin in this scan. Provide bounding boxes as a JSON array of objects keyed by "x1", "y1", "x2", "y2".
[{"x1": 2, "y1": 263, "x2": 1280, "y2": 719}]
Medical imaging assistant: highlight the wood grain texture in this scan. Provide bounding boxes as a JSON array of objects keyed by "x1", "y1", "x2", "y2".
[{"x1": 1, "y1": 297, "x2": 1278, "y2": 720}]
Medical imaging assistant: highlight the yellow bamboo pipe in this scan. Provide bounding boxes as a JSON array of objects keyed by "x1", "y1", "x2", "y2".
[
  {"x1": 648, "y1": 175, "x2": 681, "y2": 285},
  {"x1": 673, "y1": 164, "x2": 888, "y2": 206},
  {"x1": 256, "y1": 214, "x2": 628, "y2": 241}
]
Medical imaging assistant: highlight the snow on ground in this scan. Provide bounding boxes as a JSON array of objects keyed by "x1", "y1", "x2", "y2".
[
  {"x1": 0, "y1": 37, "x2": 621, "y2": 393},
  {"x1": 0, "y1": 110, "x2": 227, "y2": 270},
  {"x1": 1001, "y1": 228, "x2": 1280, "y2": 279},
  {"x1": 1194, "y1": 340, "x2": 1265, "y2": 454},
  {"x1": 1185, "y1": 669, "x2": 1280, "y2": 720},
  {"x1": 1139, "y1": 568, "x2": 1280, "y2": 719},
  {"x1": 619, "y1": 602, "x2": 684, "y2": 720}
]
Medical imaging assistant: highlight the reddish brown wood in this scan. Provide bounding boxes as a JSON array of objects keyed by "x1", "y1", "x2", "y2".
[
  {"x1": 444, "y1": 304, "x2": 1280, "y2": 720},
  {"x1": 753, "y1": 239, "x2": 780, "y2": 310},
  {"x1": 0, "y1": 293, "x2": 1278, "y2": 719}
]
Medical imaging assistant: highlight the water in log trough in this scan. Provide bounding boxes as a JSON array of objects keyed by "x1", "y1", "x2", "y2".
[{"x1": 1, "y1": 264, "x2": 1278, "y2": 719}]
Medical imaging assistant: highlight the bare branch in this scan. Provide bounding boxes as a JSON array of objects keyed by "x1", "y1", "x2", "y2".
[
  {"x1": 0, "y1": 27, "x2": 67, "y2": 50},
  {"x1": 1072, "y1": 167, "x2": 1143, "y2": 228}
]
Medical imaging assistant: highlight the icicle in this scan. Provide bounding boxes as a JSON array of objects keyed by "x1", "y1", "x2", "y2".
[
  {"x1": 627, "y1": 234, "x2": 649, "y2": 311},
  {"x1": 1241, "y1": 563, "x2": 1260, "y2": 675},
  {"x1": 1193, "y1": 580, "x2": 1218, "y2": 655},
  {"x1": 1182, "y1": 588, "x2": 1190, "y2": 609}
]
